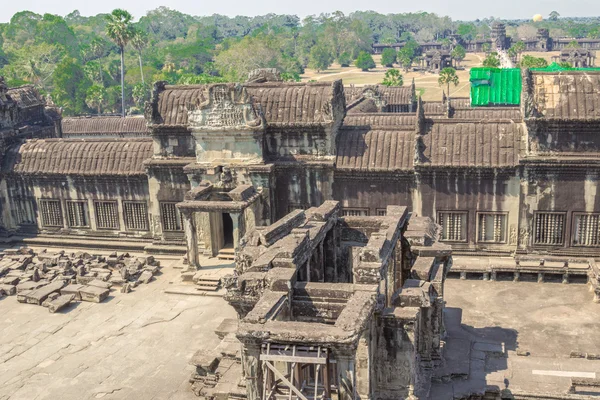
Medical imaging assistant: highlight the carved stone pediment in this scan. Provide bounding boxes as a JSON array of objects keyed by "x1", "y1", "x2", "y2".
[{"x1": 187, "y1": 84, "x2": 264, "y2": 131}]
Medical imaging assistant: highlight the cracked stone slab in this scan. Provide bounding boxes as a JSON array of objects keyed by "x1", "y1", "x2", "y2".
[{"x1": 79, "y1": 285, "x2": 110, "y2": 303}]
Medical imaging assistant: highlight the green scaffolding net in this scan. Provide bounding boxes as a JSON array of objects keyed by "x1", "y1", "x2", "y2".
[
  {"x1": 530, "y1": 62, "x2": 600, "y2": 72},
  {"x1": 470, "y1": 68, "x2": 521, "y2": 106}
]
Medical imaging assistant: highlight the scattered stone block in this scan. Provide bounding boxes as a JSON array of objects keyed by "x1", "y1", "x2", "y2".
[
  {"x1": 17, "y1": 289, "x2": 33, "y2": 303},
  {"x1": 120, "y1": 283, "x2": 132, "y2": 293},
  {"x1": 190, "y1": 349, "x2": 220, "y2": 375},
  {"x1": 109, "y1": 276, "x2": 126, "y2": 286},
  {"x1": 144, "y1": 265, "x2": 160, "y2": 275},
  {"x1": 79, "y1": 285, "x2": 109, "y2": 303},
  {"x1": 138, "y1": 270, "x2": 153, "y2": 284},
  {"x1": 76, "y1": 275, "x2": 96, "y2": 285},
  {"x1": 2, "y1": 276, "x2": 20, "y2": 285},
  {"x1": 61, "y1": 284, "x2": 86, "y2": 301},
  {"x1": 570, "y1": 351, "x2": 586, "y2": 358},
  {"x1": 47, "y1": 294, "x2": 75, "y2": 313},
  {"x1": 88, "y1": 279, "x2": 112, "y2": 290},
  {"x1": 16, "y1": 281, "x2": 47, "y2": 293},
  {"x1": 0, "y1": 284, "x2": 16, "y2": 295},
  {"x1": 25, "y1": 281, "x2": 66, "y2": 305},
  {"x1": 516, "y1": 349, "x2": 530, "y2": 356},
  {"x1": 182, "y1": 272, "x2": 195, "y2": 282}
]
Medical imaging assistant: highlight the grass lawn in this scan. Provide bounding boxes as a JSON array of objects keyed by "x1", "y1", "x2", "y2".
[{"x1": 300, "y1": 51, "x2": 561, "y2": 101}]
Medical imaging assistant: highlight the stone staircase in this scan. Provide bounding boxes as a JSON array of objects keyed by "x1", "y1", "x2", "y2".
[
  {"x1": 217, "y1": 247, "x2": 235, "y2": 261},
  {"x1": 195, "y1": 276, "x2": 221, "y2": 292}
]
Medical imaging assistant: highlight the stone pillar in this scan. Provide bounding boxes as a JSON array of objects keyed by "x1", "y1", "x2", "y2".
[
  {"x1": 562, "y1": 273, "x2": 569, "y2": 284},
  {"x1": 319, "y1": 241, "x2": 325, "y2": 282},
  {"x1": 242, "y1": 342, "x2": 263, "y2": 400},
  {"x1": 182, "y1": 210, "x2": 200, "y2": 270},
  {"x1": 514, "y1": 271, "x2": 520, "y2": 282},
  {"x1": 231, "y1": 212, "x2": 240, "y2": 250},
  {"x1": 355, "y1": 331, "x2": 370, "y2": 399},
  {"x1": 491, "y1": 271, "x2": 497, "y2": 281},
  {"x1": 334, "y1": 348, "x2": 356, "y2": 400},
  {"x1": 460, "y1": 271, "x2": 466, "y2": 280},
  {"x1": 483, "y1": 272, "x2": 490, "y2": 281},
  {"x1": 537, "y1": 273, "x2": 544, "y2": 283}
]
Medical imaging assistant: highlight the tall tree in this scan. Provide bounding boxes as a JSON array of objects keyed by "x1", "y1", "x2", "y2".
[
  {"x1": 549, "y1": 11, "x2": 560, "y2": 21},
  {"x1": 451, "y1": 45, "x2": 466, "y2": 67},
  {"x1": 381, "y1": 69, "x2": 403, "y2": 86},
  {"x1": 438, "y1": 67, "x2": 459, "y2": 96},
  {"x1": 482, "y1": 52, "x2": 501, "y2": 68},
  {"x1": 105, "y1": 9, "x2": 135, "y2": 117},
  {"x1": 381, "y1": 48, "x2": 397, "y2": 67},
  {"x1": 520, "y1": 55, "x2": 548, "y2": 69},
  {"x1": 355, "y1": 51, "x2": 375, "y2": 71},
  {"x1": 308, "y1": 44, "x2": 333, "y2": 73},
  {"x1": 512, "y1": 41, "x2": 526, "y2": 62},
  {"x1": 131, "y1": 29, "x2": 148, "y2": 84},
  {"x1": 86, "y1": 84, "x2": 107, "y2": 114}
]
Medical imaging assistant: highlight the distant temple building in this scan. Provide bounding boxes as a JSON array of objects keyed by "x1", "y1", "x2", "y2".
[
  {"x1": 553, "y1": 47, "x2": 596, "y2": 68},
  {"x1": 373, "y1": 23, "x2": 600, "y2": 62}
]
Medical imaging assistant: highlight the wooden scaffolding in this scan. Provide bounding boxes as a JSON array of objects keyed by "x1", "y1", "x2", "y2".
[{"x1": 260, "y1": 344, "x2": 336, "y2": 400}]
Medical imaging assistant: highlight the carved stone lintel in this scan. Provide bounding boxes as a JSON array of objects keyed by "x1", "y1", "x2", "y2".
[{"x1": 187, "y1": 84, "x2": 264, "y2": 131}]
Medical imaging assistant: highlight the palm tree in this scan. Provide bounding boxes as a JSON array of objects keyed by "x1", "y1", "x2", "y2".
[
  {"x1": 131, "y1": 29, "x2": 148, "y2": 85},
  {"x1": 438, "y1": 67, "x2": 459, "y2": 97},
  {"x1": 105, "y1": 9, "x2": 135, "y2": 117}
]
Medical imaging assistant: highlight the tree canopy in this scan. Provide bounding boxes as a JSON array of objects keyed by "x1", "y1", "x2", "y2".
[
  {"x1": 1, "y1": 8, "x2": 600, "y2": 116},
  {"x1": 438, "y1": 67, "x2": 459, "y2": 96},
  {"x1": 381, "y1": 69, "x2": 403, "y2": 86}
]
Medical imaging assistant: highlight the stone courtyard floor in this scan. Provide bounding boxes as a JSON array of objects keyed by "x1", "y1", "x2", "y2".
[
  {"x1": 0, "y1": 250, "x2": 237, "y2": 400},
  {"x1": 433, "y1": 279, "x2": 600, "y2": 398}
]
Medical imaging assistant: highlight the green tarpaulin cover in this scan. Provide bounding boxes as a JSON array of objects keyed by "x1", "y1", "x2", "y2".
[{"x1": 470, "y1": 68, "x2": 521, "y2": 106}]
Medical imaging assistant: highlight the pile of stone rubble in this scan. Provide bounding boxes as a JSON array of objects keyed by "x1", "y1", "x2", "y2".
[{"x1": 0, "y1": 247, "x2": 160, "y2": 313}]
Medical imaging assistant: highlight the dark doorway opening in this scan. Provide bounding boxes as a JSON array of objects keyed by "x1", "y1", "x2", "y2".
[{"x1": 222, "y1": 213, "x2": 233, "y2": 247}]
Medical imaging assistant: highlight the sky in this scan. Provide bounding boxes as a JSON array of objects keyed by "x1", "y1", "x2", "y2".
[{"x1": 1, "y1": 0, "x2": 599, "y2": 23}]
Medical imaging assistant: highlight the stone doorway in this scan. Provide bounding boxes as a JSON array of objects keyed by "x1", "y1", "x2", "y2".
[{"x1": 221, "y1": 213, "x2": 234, "y2": 248}]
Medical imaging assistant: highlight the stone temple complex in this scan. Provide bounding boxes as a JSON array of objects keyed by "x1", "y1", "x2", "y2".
[{"x1": 1, "y1": 67, "x2": 600, "y2": 398}]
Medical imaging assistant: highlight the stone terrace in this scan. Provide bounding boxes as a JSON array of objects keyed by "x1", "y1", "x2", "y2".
[
  {"x1": 429, "y1": 279, "x2": 600, "y2": 399},
  {"x1": 0, "y1": 251, "x2": 236, "y2": 400}
]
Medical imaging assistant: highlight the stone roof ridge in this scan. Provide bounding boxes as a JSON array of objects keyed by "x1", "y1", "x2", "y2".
[
  {"x1": 22, "y1": 137, "x2": 152, "y2": 143},
  {"x1": 3, "y1": 138, "x2": 153, "y2": 176}
]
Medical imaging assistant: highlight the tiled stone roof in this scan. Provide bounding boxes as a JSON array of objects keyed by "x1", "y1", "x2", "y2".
[
  {"x1": 530, "y1": 71, "x2": 600, "y2": 119},
  {"x1": 420, "y1": 120, "x2": 522, "y2": 168},
  {"x1": 62, "y1": 116, "x2": 149, "y2": 137},
  {"x1": 336, "y1": 127, "x2": 415, "y2": 172},
  {"x1": 3, "y1": 139, "x2": 153, "y2": 176},
  {"x1": 7, "y1": 86, "x2": 44, "y2": 108}
]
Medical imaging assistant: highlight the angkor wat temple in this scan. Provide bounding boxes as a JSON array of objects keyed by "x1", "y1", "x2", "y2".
[{"x1": 1, "y1": 68, "x2": 599, "y2": 265}]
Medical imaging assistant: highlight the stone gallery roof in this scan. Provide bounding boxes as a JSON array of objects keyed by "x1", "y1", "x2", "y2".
[
  {"x1": 336, "y1": 127, "x2": 415, "y2": 172},
  {"x1": 374, "y1": 85, "x2": 414, "y2": 106},
  {"x1": 151, "y1": 81, "x2": 342, "y2": 128},
  {"x1": 420, "y1": 121, "x2": 522, "y2": 168},
  {"x1": 7, "y1": 86, "x2": 44, "y2": 109},
  {"x1": 448, "y1": 97, "x2": 471, "y2": 108},
  {"x1": 451, "y1": 107, "x2": 522, "y2": 120},
  {"x1": 343, "y1": 114, "x2": 417, "y2": 128},
  {"x1": 344, "y1": 85, "x2": 414, "y2": 108},
  {"x1": 422, "y1": 101, "x2": 446, "y2": 116},
  {"x1": 529, "y1": 71, "x2": 600, "y2": 119},
  {"x1": 62, "y1": 116, "x2": 149, "y2": 137},
  {"x1": 155, "y1": 85, "x2": 207, "y2": 126},
  {"x1": 245, "y1": 82, "x2": 341, "y2": 126},
  {"x1": 3, "y1": 139, "x2": 153, "y2": 176}
]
